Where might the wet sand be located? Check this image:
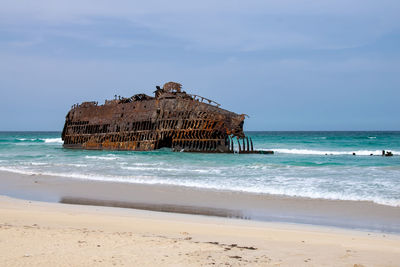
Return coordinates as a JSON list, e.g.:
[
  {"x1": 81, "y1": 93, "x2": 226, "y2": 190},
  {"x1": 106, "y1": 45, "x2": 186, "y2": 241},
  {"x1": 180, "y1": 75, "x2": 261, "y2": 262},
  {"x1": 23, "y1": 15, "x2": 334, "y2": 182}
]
[{"x1": 1, "y1": 170, "x2": 400, "y2": 233}]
